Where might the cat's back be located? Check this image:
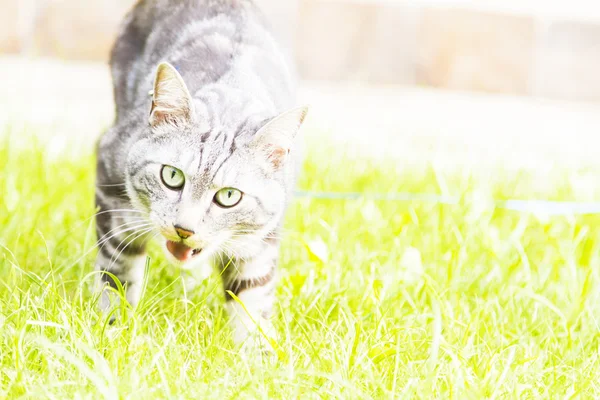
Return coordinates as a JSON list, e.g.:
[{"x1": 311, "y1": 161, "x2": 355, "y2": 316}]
[{"x1": 111, "y1": 0, "x2": 293, "y2": 117}]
